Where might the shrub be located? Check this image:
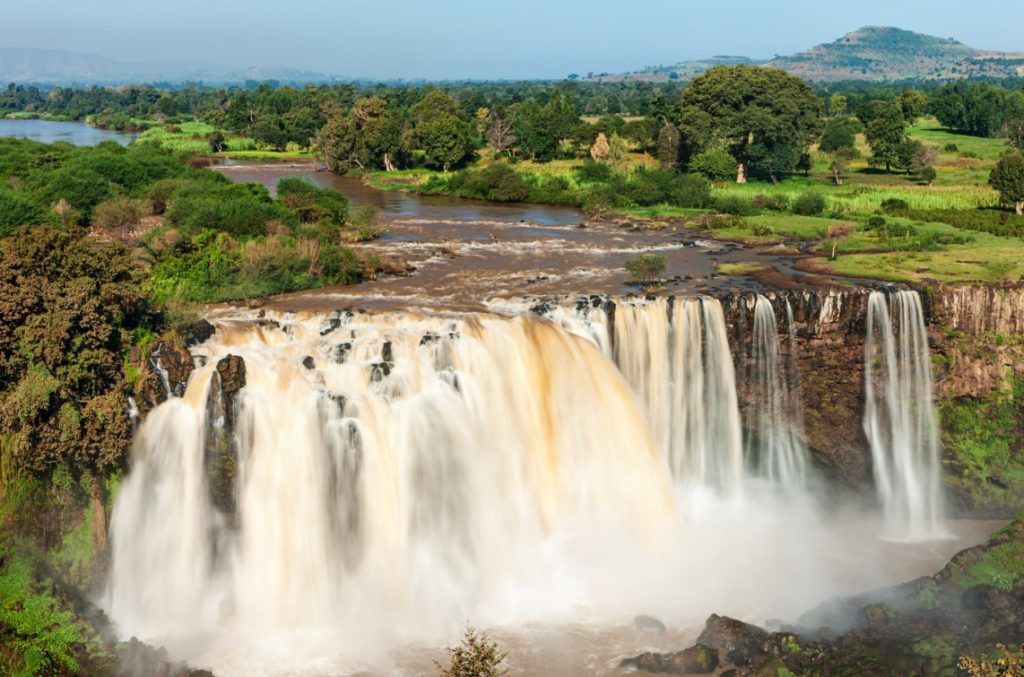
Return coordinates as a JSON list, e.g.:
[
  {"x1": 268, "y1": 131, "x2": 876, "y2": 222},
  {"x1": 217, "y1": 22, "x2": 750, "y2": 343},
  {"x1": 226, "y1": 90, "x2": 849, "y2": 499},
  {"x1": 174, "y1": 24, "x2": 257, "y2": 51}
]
[
  {"x1": 752, "y1": 223, "x2": 773, "y2": 237},
  {"x1": 436, "y1": 626, "x2": 508, "y2": 677},
  {"x1": 751, "y1": 194, "x2": 789, "y2": 212},
  {"x1": 942, "y1": 143, "x2": 959, "y2": 153},
  {"x1": 792, "y1": 192, "x2": 826, "y2": 216},
  {"x1": 91, "y1": 197, "x2": 146, "y2": 241},
  {"x1": 624, "y1": 253, "x2": 667, "y2": 283},
  {"x1": 167, "y1": 196, "x2": 296, "y2": 239},
  {"x1": 40, "y1": 167, "x2": 114, "y2": 223},
  {"x1": 669, "y1": 174, "x2": 712, "y2": 208},
  {"x1": 715, "y1": 196, "x2": 755, "y2": 216},
  {"x1": 453, "y1": 164, "x2": 531, "y2": 202},
  {"x1": 866, "y1": 216, "x2": 887, "y2": 230},
  {"x1": 0, "y1": 190, "x2": 46, "y2": 236},
  {"x1": 689, "y1": 149, "x2": 736, "y2": 182},
  {"x1": 277, "y1": 178, "x2": 348, "y2": 224},
  {"x1": 880, "y1": 198, "x2": 910, "y2": 214},
  {"x1": 576, "y1": 159, "x2": 612, "y2": 183}
]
